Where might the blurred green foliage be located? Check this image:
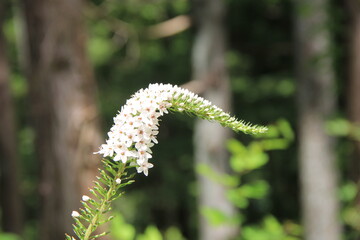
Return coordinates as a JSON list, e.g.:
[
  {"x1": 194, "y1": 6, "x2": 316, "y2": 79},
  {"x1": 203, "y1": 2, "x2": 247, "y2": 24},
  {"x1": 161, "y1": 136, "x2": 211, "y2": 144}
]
[
  {"x1": 0, "y1": 233, "x2": 21, "y2": 240},
  {"x1": 110, "y1": 213, "x2": 186, "y2": 240},
  {"x1": 341, "y1": 183, "x2": 360, "y2": 239},
  {"x1": 195, "y1": 120, "x2": 302, "y2": 239},
  {"x1": 240, "y1": 216, "x2": 301, "y2": 240}
]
